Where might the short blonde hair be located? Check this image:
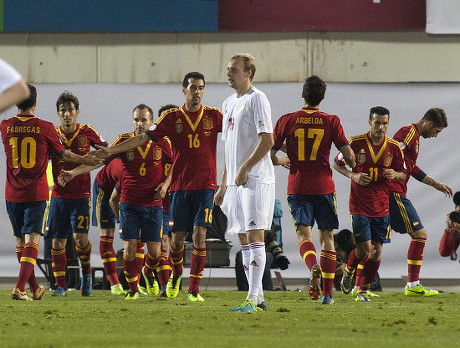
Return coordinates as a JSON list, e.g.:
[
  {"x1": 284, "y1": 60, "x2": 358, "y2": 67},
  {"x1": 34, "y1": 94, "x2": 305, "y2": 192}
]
[{"x1": 231, "y1": 53, "x2": 256, "y2": 81}]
